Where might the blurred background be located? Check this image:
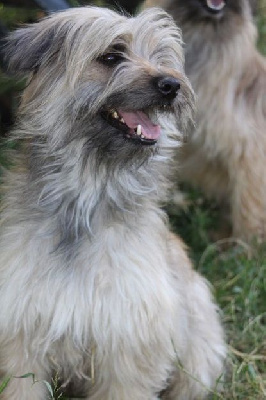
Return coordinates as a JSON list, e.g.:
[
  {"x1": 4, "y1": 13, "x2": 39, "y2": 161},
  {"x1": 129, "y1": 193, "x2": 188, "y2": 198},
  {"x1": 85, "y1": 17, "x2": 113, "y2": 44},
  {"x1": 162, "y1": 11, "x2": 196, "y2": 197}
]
[{"x1": 0, "y1": 1, "x2": 265, "y2": 399}]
